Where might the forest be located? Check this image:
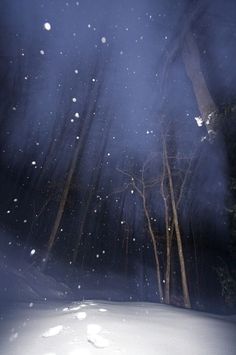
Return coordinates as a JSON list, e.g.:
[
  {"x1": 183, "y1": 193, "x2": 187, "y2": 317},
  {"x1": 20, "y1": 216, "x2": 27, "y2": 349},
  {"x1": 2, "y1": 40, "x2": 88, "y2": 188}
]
[{"x1": 0, "y1": 0, "x2": 236, "y2": 316}]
